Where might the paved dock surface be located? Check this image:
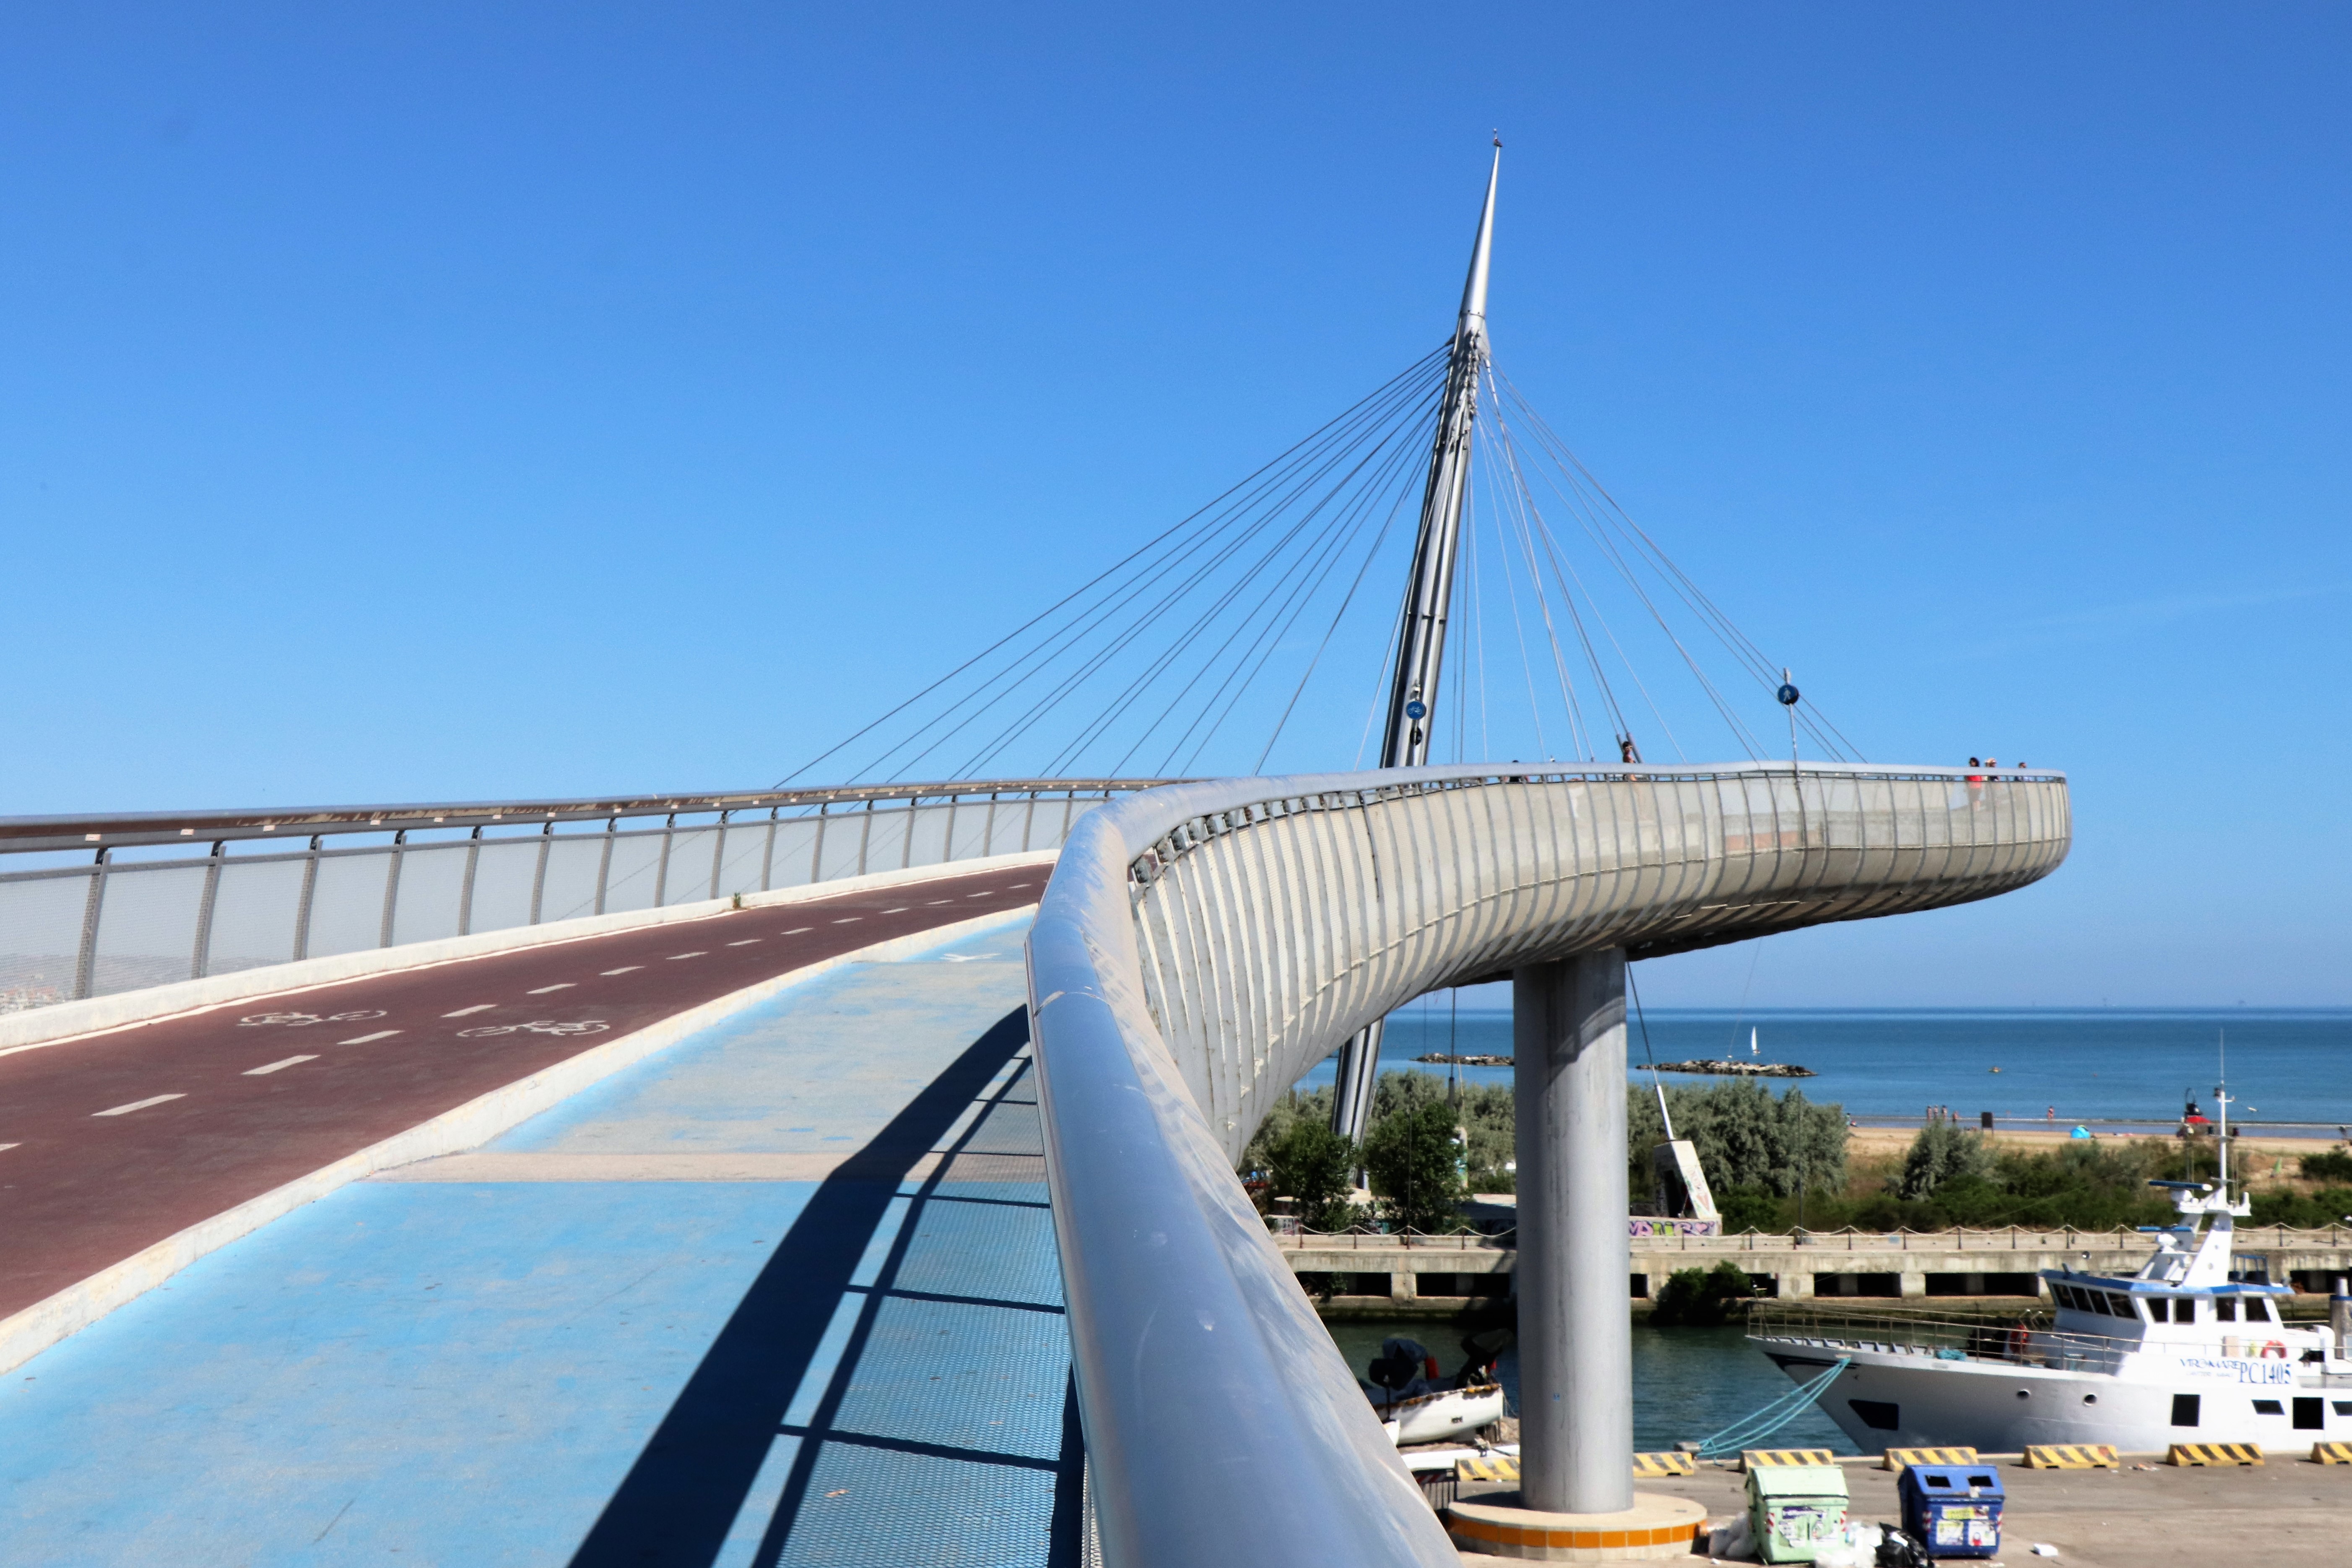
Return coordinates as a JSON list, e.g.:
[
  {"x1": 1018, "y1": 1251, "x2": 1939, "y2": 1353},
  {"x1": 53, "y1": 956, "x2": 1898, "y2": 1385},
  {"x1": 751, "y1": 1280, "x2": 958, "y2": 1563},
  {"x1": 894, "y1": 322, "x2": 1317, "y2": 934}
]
[
  {"x1": 1458, "y1": 1458, "x2": 2352, "y2": 1567},
  {"x1": 0, "y1": 866, "x2": 1037, "y2": 1321},
  {"x1": 0, "y1": 917, "x2": 1076, "y2": 1567}
]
